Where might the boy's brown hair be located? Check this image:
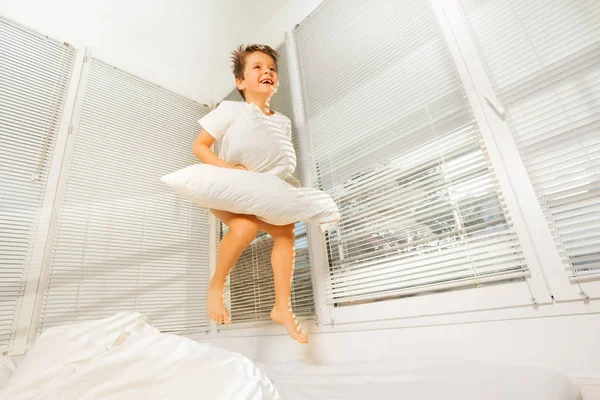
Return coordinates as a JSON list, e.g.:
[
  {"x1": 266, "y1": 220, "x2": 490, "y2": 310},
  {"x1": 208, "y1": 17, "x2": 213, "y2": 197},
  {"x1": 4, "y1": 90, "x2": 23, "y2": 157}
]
[{"x1": 231, "y1": 44, "x2": 279, "y2": 100}]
